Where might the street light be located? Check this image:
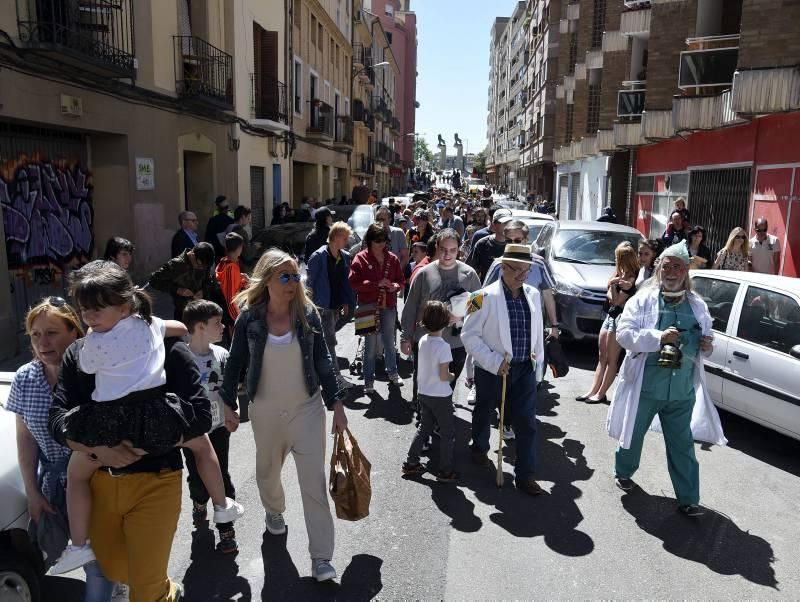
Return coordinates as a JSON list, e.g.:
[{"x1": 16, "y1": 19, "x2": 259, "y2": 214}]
[{"x1": 352, "y1": 61, "x2": 390, "y2": 79}]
